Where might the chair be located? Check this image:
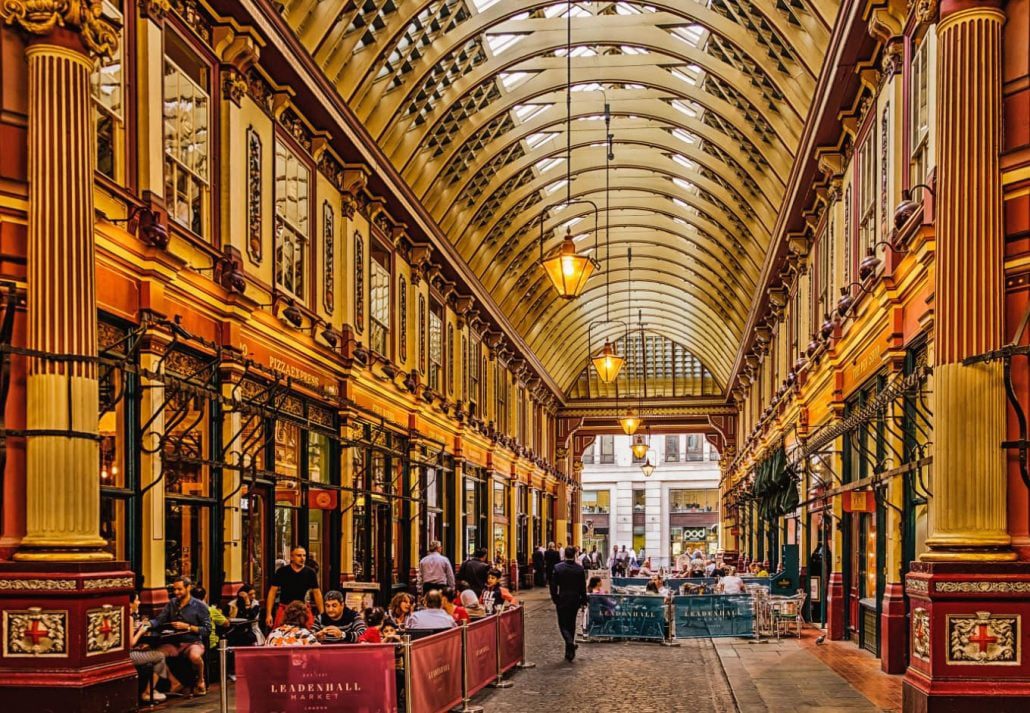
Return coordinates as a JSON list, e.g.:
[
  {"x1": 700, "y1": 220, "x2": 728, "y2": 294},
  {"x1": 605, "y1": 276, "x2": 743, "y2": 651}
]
[{"x1": 771, "y1": 594, "x2": 806, "y2": 639}]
